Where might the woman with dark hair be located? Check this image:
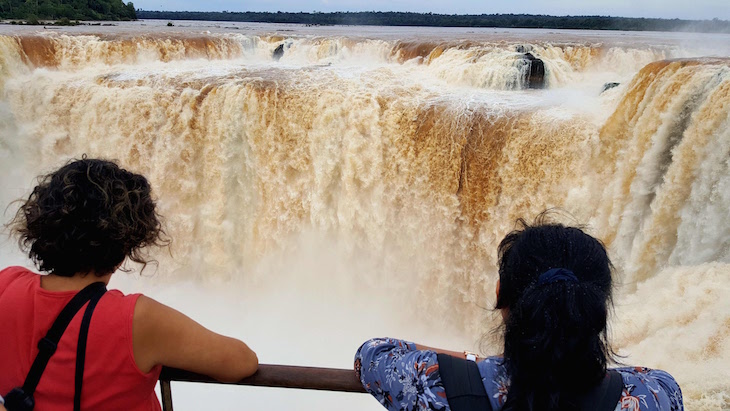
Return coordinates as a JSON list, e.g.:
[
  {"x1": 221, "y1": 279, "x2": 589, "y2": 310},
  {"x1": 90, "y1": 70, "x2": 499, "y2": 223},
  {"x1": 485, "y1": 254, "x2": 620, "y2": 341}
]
[
  {"x1": 355, "y1": 218, "x2": 683, "y2": 411},
  {"x1": 0, "y1": 157, "x2": 258, "y2": 410}
]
